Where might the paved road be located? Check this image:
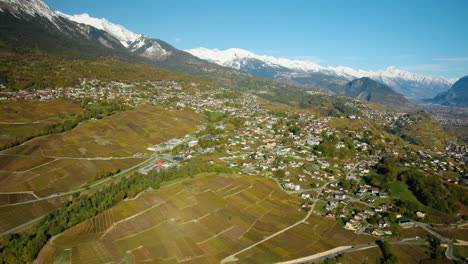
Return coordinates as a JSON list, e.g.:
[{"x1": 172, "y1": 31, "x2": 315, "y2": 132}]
[
  {"x1": 221, "y1": 175, "x2": 338, "y2": 263},
  {"x1": 0, "y1": 155, "x2": 159, "y2": 238},
  {"x1": 0, "y1": 216, "x2": 45, "y2": 237},
  {"x1": 345, "y1": 160, "x2": 365, "y2": 180},
  {"x1": 276, "y1": 241, "x2": 428, "y2": 264},
  {"x1": 414, "y1": 221, "x2": 461, "y2": 262},
  {"x1": 0, "y1": 155, "x2": 155, "y2": 209}
]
